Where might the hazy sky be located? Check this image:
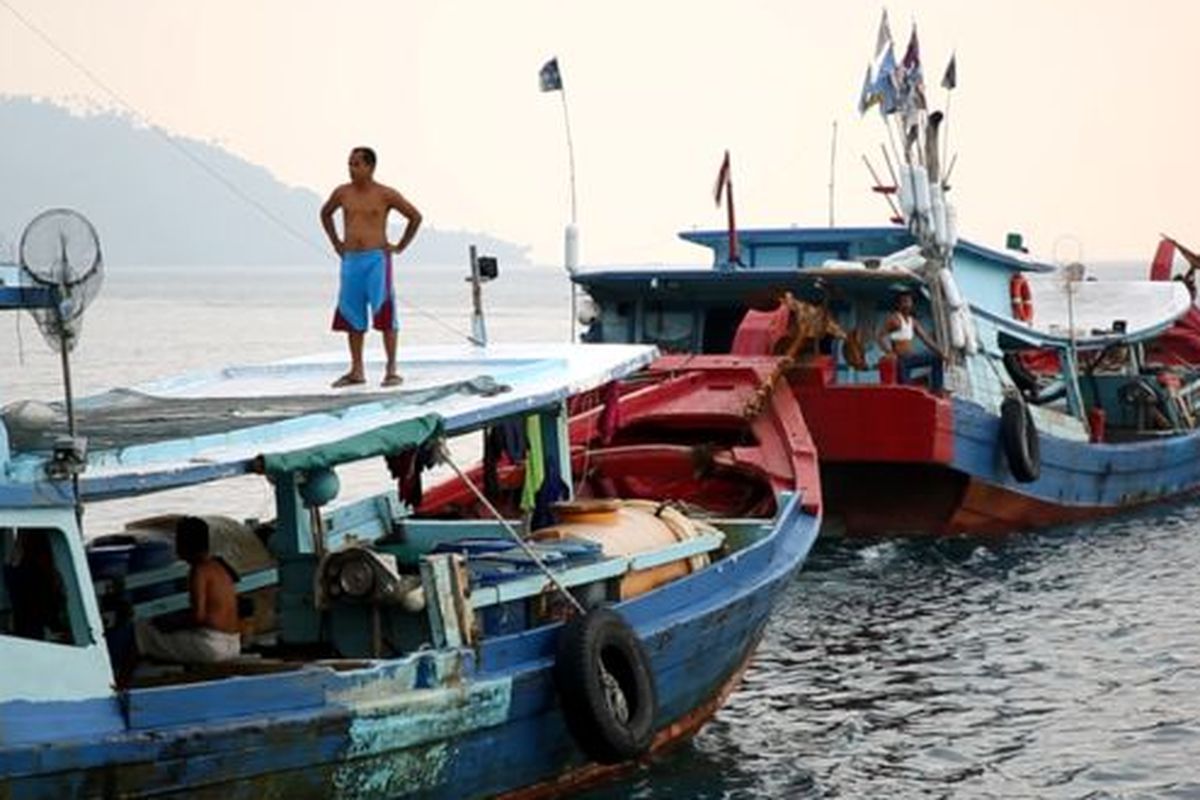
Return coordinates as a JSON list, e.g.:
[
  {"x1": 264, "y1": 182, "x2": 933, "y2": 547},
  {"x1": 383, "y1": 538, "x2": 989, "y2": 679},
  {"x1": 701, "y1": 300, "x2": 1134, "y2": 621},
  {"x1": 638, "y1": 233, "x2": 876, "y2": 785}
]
[{"x1": 1, "y1": 1, "x2": 1196, "y2": 266}]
